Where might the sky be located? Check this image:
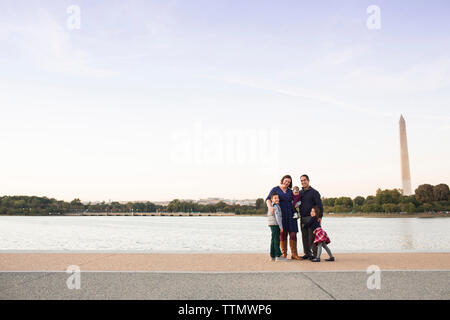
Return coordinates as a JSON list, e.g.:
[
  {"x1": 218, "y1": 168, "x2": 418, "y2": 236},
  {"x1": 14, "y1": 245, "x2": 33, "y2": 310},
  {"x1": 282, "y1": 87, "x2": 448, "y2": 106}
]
[{"x1": 1, "y1": 0, "x2": 449, "y2": 202}]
